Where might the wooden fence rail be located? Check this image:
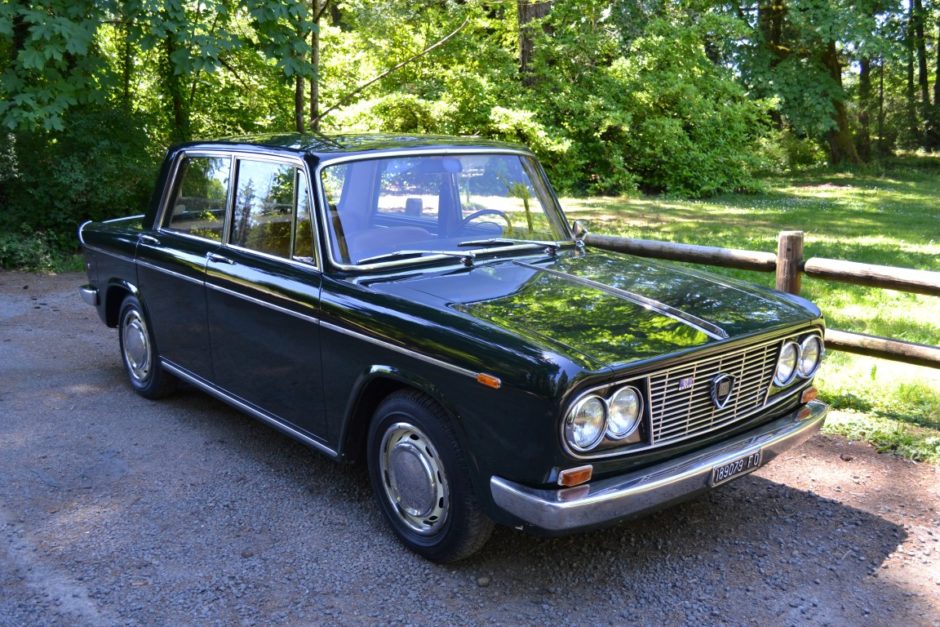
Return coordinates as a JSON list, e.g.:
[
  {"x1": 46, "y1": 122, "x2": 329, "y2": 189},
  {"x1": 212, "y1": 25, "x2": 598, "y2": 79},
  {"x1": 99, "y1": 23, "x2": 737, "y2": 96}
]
[{"x1": 584, "y1": 230, "x2": 940, "y2": 369}]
